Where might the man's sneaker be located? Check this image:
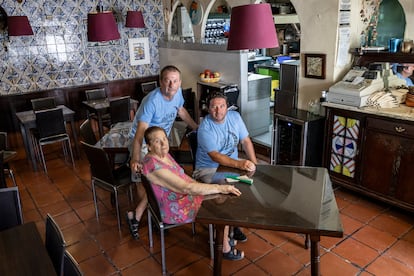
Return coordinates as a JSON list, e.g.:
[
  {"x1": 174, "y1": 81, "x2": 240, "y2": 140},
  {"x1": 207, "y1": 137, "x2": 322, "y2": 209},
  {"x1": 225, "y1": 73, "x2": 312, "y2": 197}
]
[{"x1": 233, "y1": 227, "x2": 247, "y2": 242}]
